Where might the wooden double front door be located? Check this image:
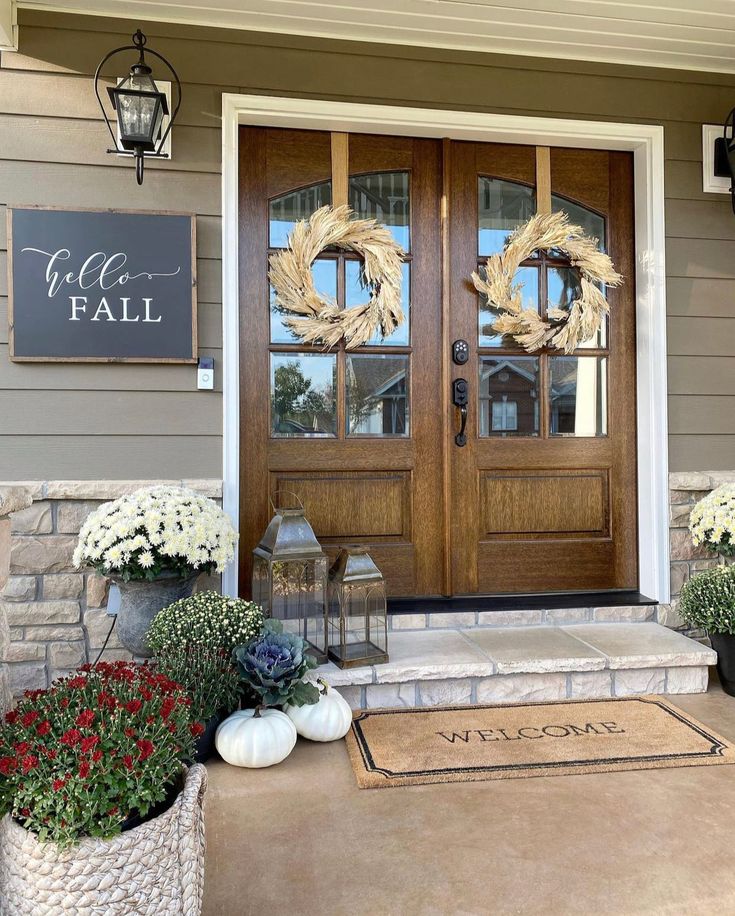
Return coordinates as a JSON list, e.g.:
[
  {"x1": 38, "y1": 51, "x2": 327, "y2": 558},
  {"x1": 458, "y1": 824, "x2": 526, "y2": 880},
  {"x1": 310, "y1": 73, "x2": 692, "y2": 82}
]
[{"x1": 239, "y1": 127, "x2": 638, "y2": 598}]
